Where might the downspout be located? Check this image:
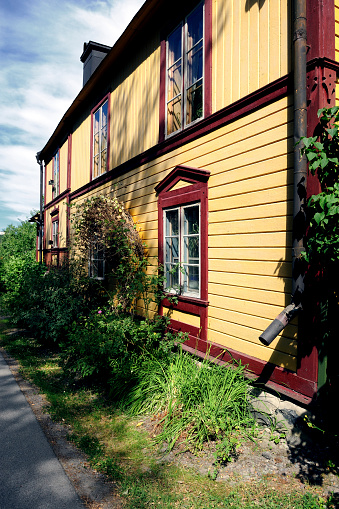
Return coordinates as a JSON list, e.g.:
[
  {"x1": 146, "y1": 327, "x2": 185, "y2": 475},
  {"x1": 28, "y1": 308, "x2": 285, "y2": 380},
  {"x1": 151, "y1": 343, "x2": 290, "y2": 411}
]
[
  {"x1": 36, "y1": 151, "x2": 44, "y2": 265},
  {"x1": 259, "y1": 0, "x2": 307, "y2": 346}
]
